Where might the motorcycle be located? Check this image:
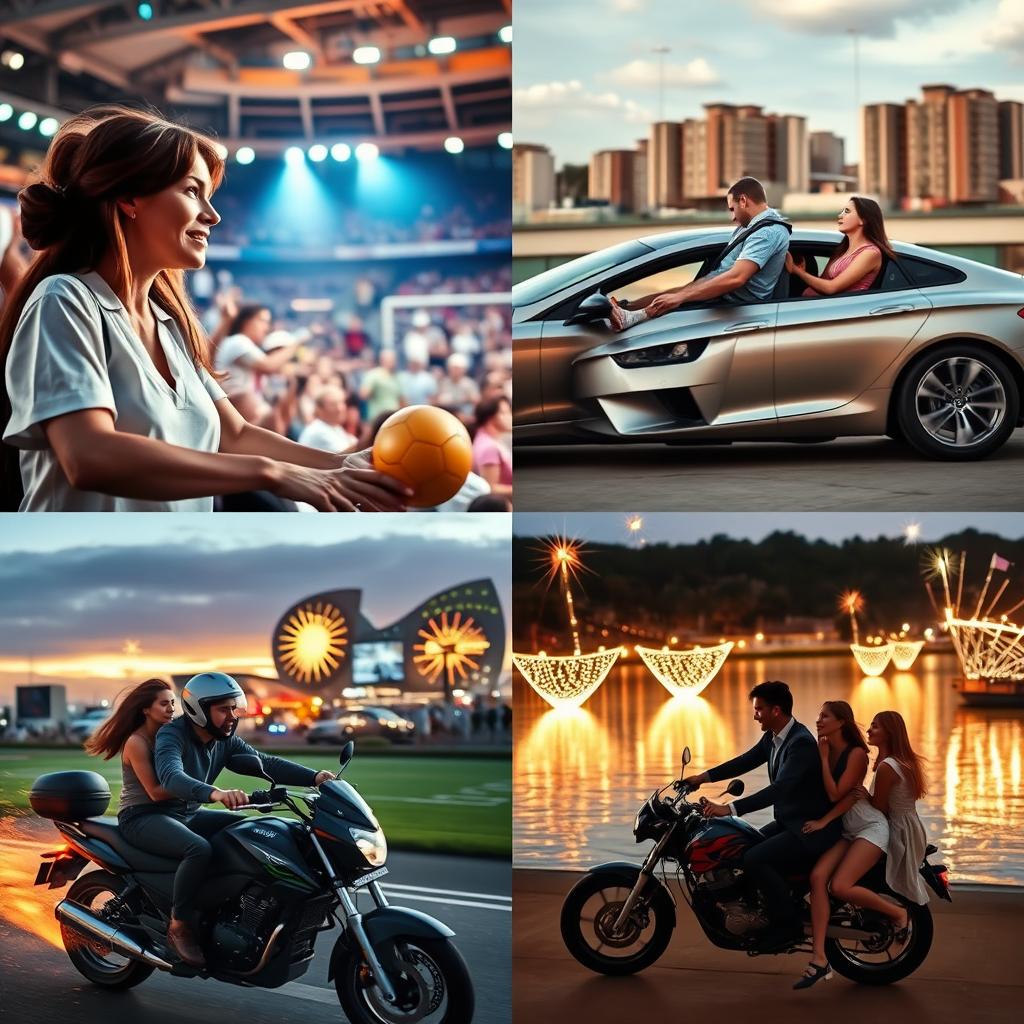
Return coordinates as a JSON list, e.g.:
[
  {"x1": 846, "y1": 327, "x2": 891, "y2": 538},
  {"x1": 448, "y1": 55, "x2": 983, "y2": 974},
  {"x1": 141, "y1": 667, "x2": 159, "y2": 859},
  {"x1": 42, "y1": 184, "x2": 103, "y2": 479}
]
[
  {"x1": 31, "y1": 741, "x2": 473, "y2": 1024},
  {"x1": 560, "y1": 746, "x2": 951, "y2": 986}
]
